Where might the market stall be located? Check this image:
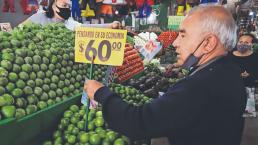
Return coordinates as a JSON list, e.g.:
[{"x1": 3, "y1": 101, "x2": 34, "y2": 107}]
[{"x1": 1, "y1": 0, "x2": 258, "y2": 145}]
